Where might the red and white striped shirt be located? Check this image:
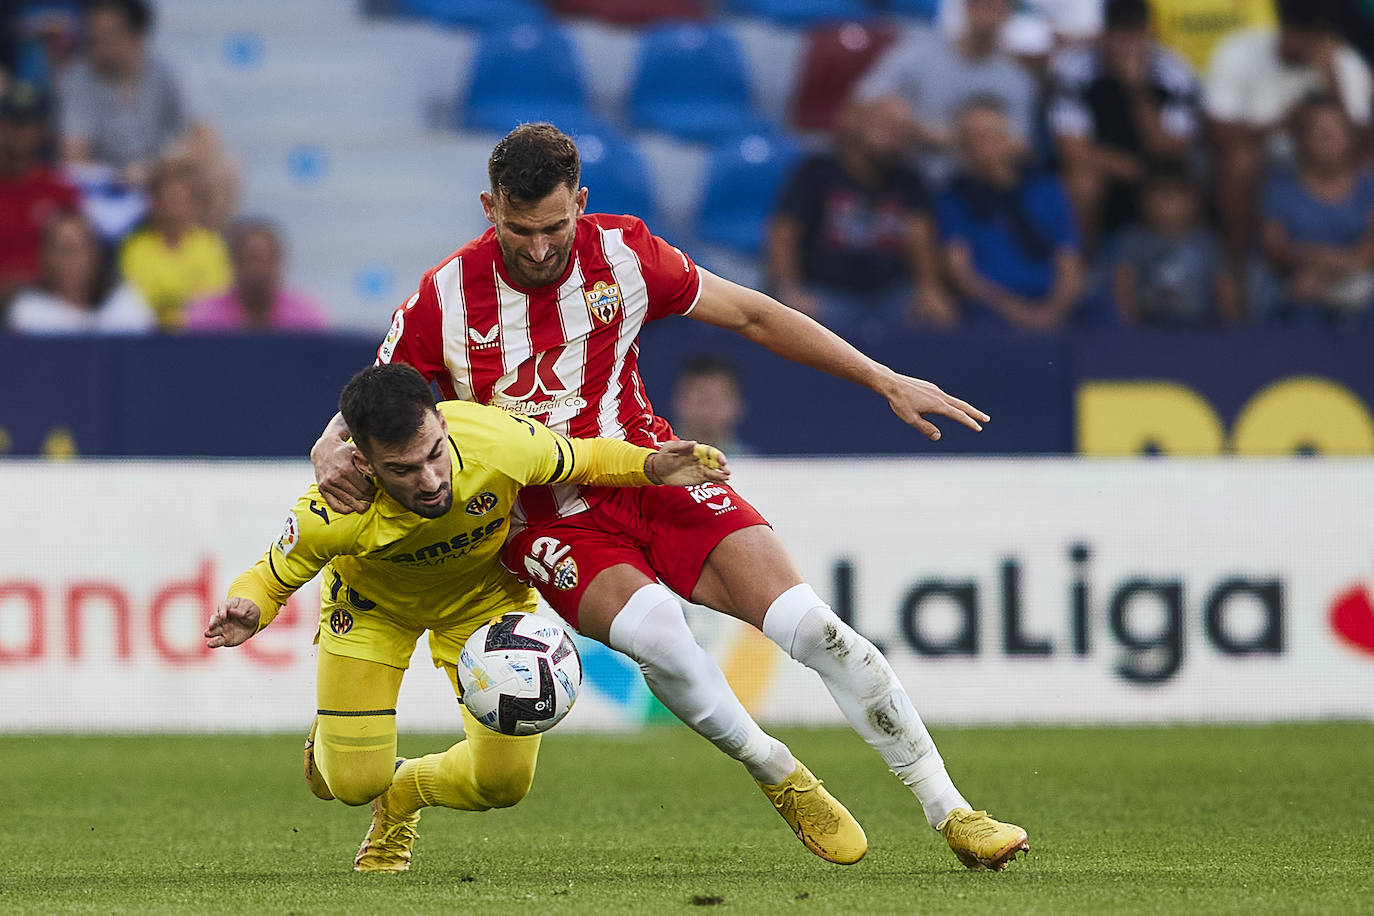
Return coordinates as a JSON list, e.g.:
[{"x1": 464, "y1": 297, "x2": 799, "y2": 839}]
[{"x1": 377, "y1": 213, "x2": 701, "y2": 527}]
